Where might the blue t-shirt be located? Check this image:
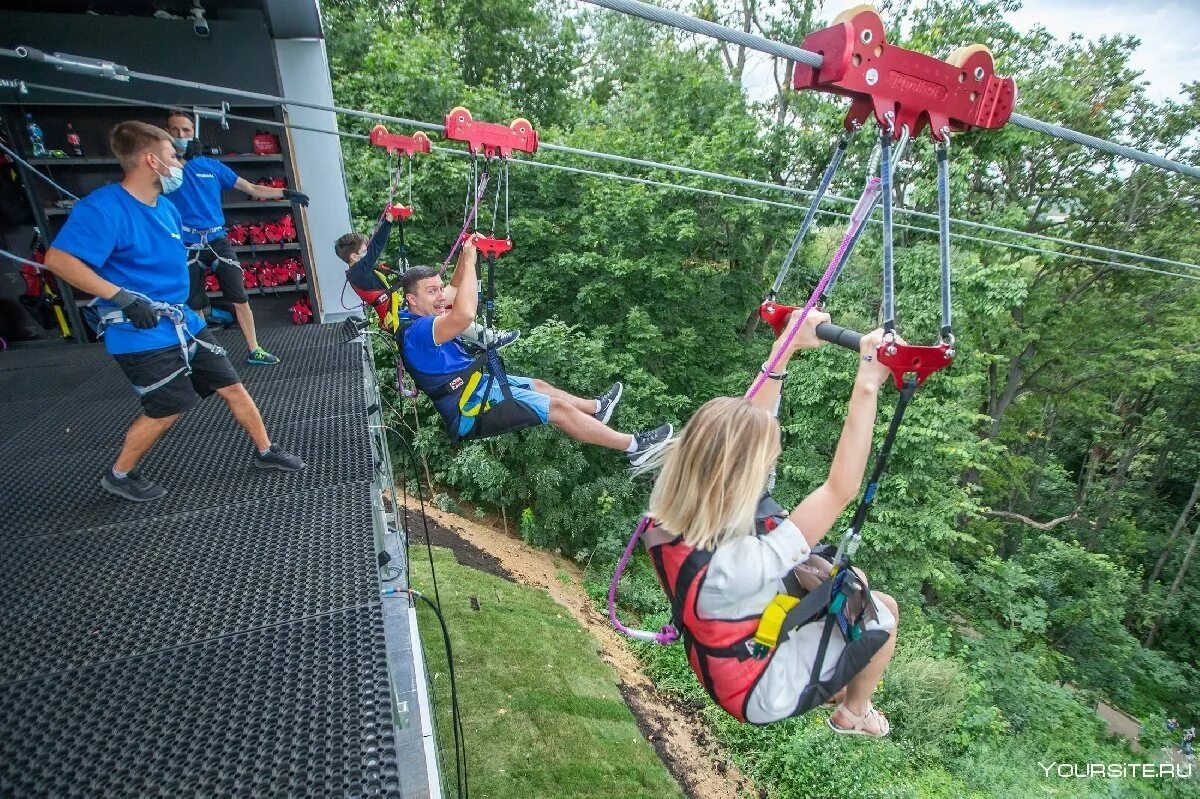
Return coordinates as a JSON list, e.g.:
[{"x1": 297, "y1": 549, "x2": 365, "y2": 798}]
[
  {"x1": 51, "y1": 183, "x2": 205, "y2": 355},
  {"x1": 401, "y1": 314, "x2": 475, "y2": 376},
  {"x1": 166, "y1": 156, "x2": 239, "y2": 244}
]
